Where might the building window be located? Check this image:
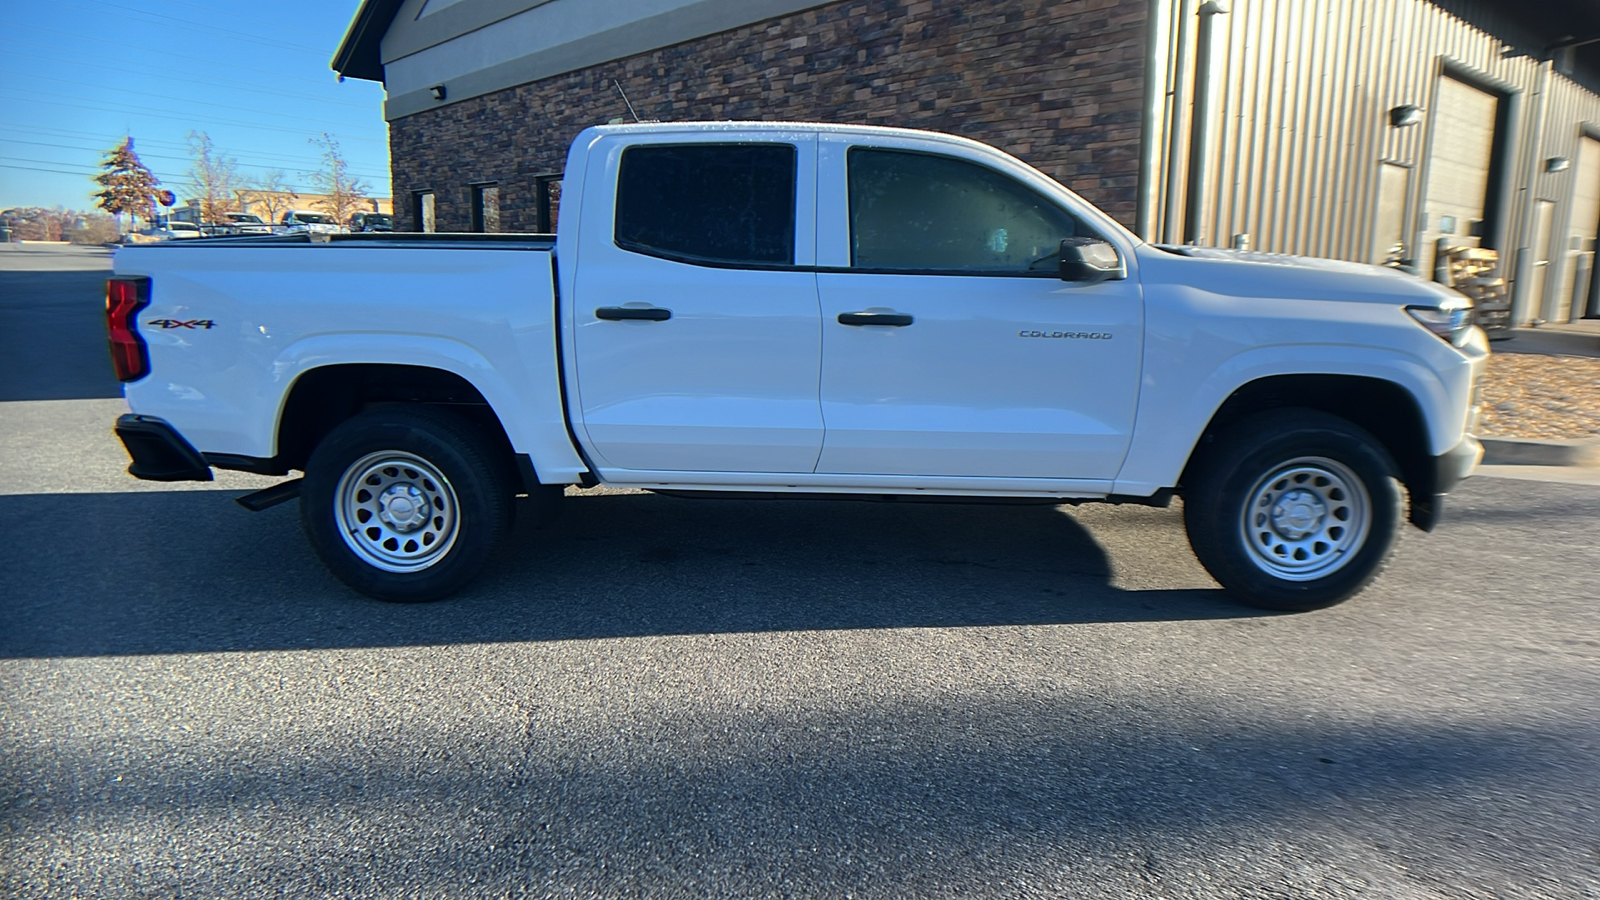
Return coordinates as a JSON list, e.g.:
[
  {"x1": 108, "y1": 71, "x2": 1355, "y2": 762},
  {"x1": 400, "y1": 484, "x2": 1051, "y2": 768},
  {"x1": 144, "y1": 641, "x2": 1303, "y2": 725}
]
[
  {"x1": 470, "y1": 183, "x2": 500, "y2": 233},
  {"x1": 847, "y1": 148, "x2": 1086, "y2": 273},
  {"x1": 413, "y1": 191, "x2": 435, "y2": 233},
  {"x1": 615, "y1": 144, "x2": 795, "y2": 265},
  {"x1": 536, "y1": 175, "x2": 562, "y2": 233}
]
